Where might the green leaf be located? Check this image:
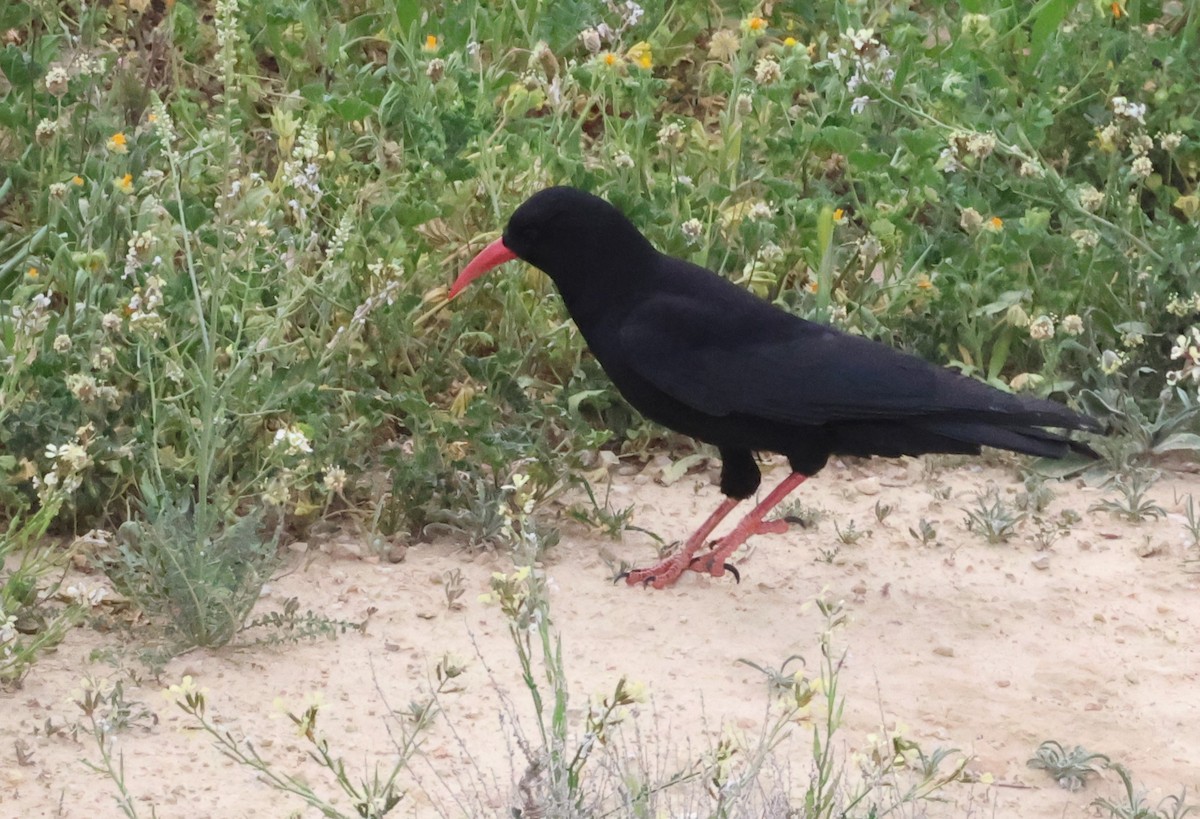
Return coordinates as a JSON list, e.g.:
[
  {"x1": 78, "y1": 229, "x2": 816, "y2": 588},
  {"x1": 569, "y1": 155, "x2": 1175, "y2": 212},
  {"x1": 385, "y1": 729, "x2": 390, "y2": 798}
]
[
  {"x1": 1152, "y1": 433, "x2": 1200, "y2": 454},
  {"x1": 328, "y1": 95, "x2": 374, "y2": 122},
  {"x1": 659, "y1": 453, "x2": 708, "y2": 487},
  {"x1": 813, "y1": 126, "x2": 866, "y2": 154},
  {"x1": 1031, "y1": 0, "x2": 1071, "y2": 61}
]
